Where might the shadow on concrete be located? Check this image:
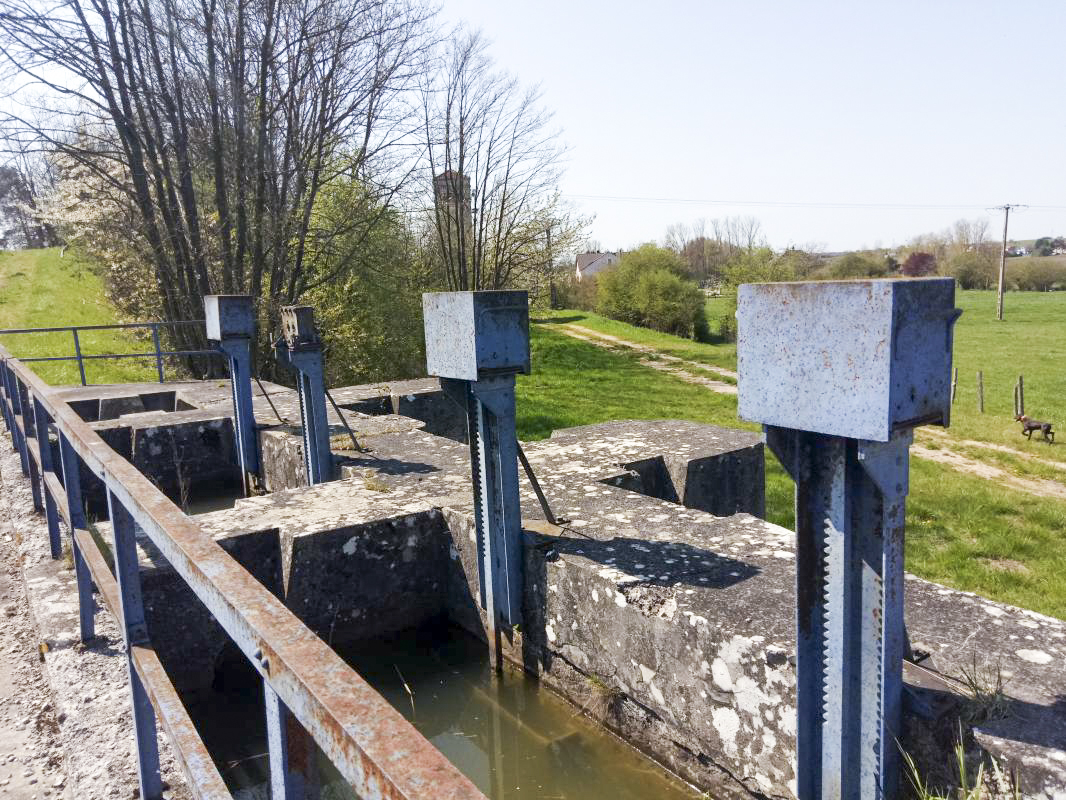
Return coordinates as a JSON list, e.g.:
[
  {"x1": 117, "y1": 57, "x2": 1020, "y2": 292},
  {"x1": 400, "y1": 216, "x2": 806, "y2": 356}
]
[
  {"x1": 339, "y1": 456, "x2": 439, "y2": 475},
  {"x1": 535, "y1": 533, "x2": 760, "y2": 591}
]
